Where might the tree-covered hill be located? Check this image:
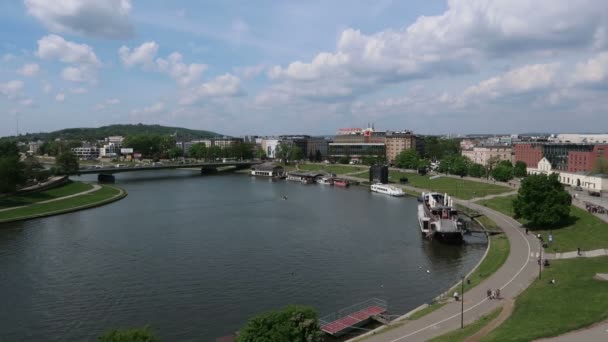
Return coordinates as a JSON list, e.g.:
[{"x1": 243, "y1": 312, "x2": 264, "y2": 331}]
[{"x1": 1, "y1": 124, "x2": 222, "y2": 142}]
